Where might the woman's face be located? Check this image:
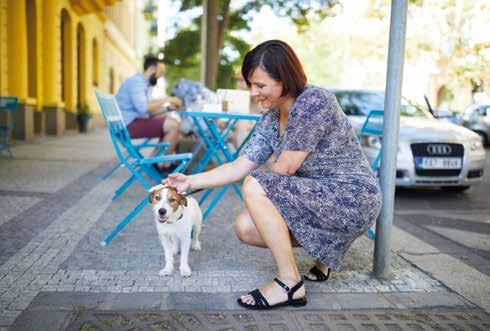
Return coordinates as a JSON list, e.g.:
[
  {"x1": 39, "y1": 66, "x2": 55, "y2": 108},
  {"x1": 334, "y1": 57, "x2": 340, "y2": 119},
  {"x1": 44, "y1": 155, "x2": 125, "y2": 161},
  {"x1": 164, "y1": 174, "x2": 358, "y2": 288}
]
[{"x1": 248, "y1": 67, "x2": 285, "y2": 110}]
